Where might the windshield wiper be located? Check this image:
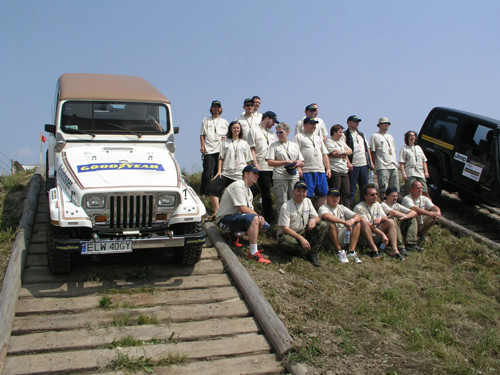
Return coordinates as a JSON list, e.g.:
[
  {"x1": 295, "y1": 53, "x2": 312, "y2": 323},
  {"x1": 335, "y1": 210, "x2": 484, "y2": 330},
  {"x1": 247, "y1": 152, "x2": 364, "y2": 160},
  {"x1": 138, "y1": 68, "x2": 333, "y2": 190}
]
[
  {"x1": 107, "y1": 122, "x2": 143, "y2": 138},
  {"x1": 63, "y1": 127, "x2": 95, "y2": 137}
]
